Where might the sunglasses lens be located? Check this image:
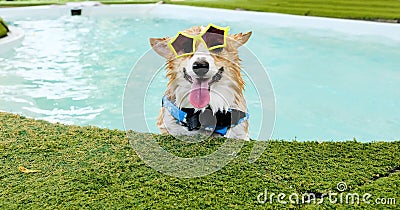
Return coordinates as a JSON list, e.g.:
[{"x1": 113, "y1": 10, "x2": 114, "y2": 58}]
[
  {"x1": 202, "y1": 26, "x2": 225, "y2": 49},
  {"x1": 171, "y1": 34, "x2": 193, "y2": 56}
]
